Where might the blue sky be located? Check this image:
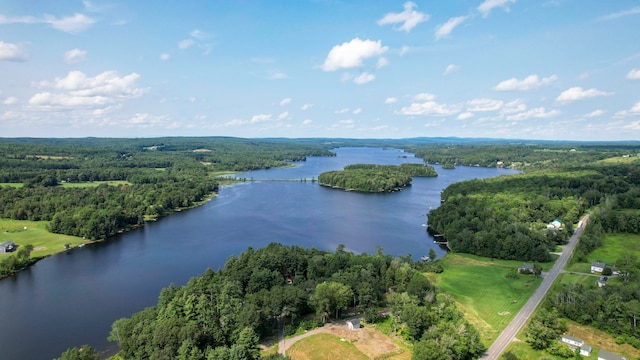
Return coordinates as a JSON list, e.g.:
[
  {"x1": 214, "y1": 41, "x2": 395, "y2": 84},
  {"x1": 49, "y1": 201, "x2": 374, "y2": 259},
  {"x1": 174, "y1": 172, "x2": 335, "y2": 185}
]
[{"x1": 1, "y1": 1, "x2": 639, "y2": 140}]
